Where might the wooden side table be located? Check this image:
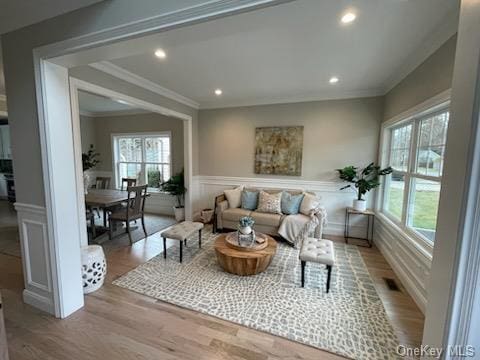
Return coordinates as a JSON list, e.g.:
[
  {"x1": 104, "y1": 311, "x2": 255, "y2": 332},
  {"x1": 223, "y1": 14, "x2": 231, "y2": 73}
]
[{"x1": 344, "y1": 207, "x2": 375, "y2": 248}]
